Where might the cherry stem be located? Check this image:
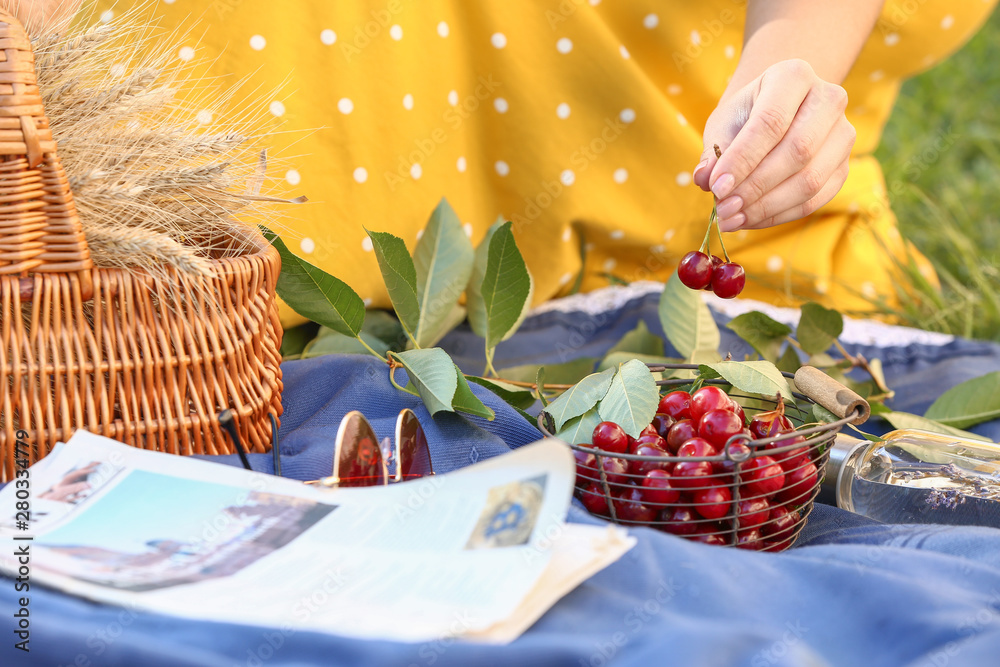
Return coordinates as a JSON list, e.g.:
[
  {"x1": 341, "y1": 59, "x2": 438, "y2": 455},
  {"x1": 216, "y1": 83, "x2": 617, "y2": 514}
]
[
  {"x1": 713, "y1": 204, "x2": 732, "y2": 263},
  {"x1": 699, "y1": 207, "x2": 714, "y2": 255}
]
